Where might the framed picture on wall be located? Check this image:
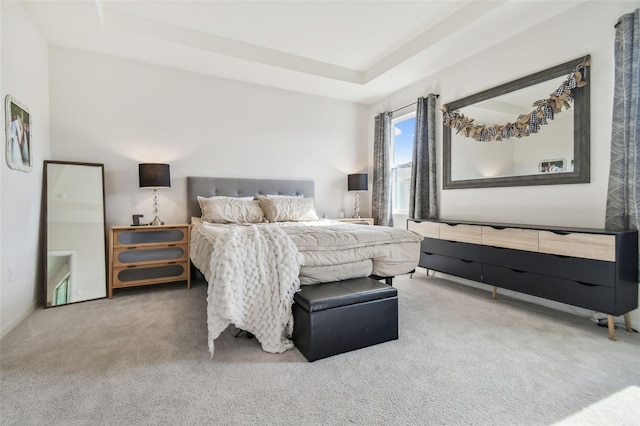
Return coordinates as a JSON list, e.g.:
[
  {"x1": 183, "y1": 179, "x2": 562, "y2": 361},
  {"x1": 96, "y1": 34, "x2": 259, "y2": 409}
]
[
  {"x1": 539, "y1": 158, "x2": 565, "y2": 173},
  {"x1": 5, "y1": 95, "x2": 33, "y2": 172}
]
